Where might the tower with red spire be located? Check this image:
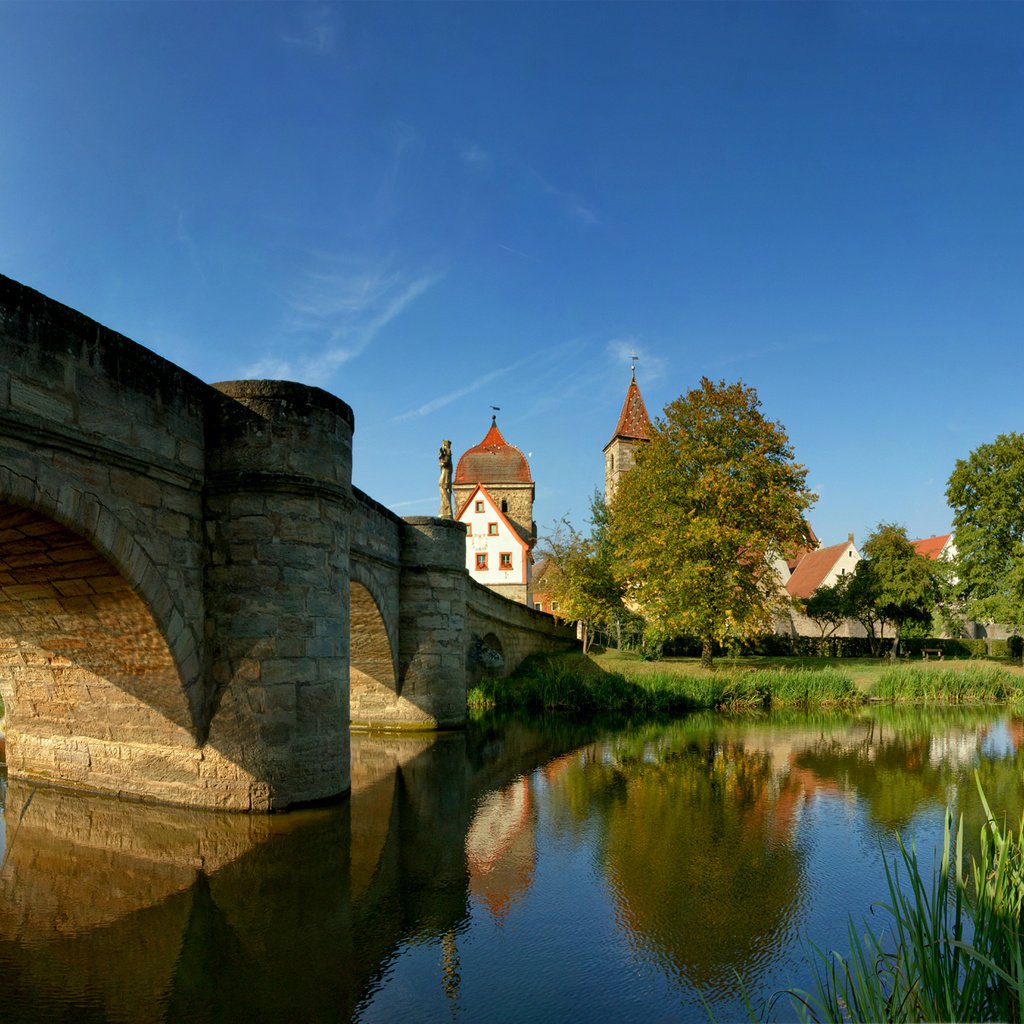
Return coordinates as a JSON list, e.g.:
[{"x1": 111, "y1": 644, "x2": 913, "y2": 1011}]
[{"x1": 603, "y1": 366, "x2": 652, "y2": 502}]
